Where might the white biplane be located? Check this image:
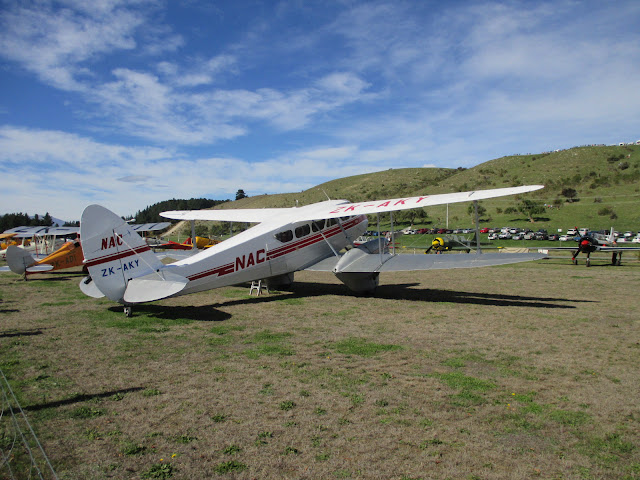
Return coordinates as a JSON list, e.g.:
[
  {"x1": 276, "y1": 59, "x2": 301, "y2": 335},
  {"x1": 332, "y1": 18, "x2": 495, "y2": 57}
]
[{"x1": 79, "y1": 185, "x2": 546, "y2": 316}]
